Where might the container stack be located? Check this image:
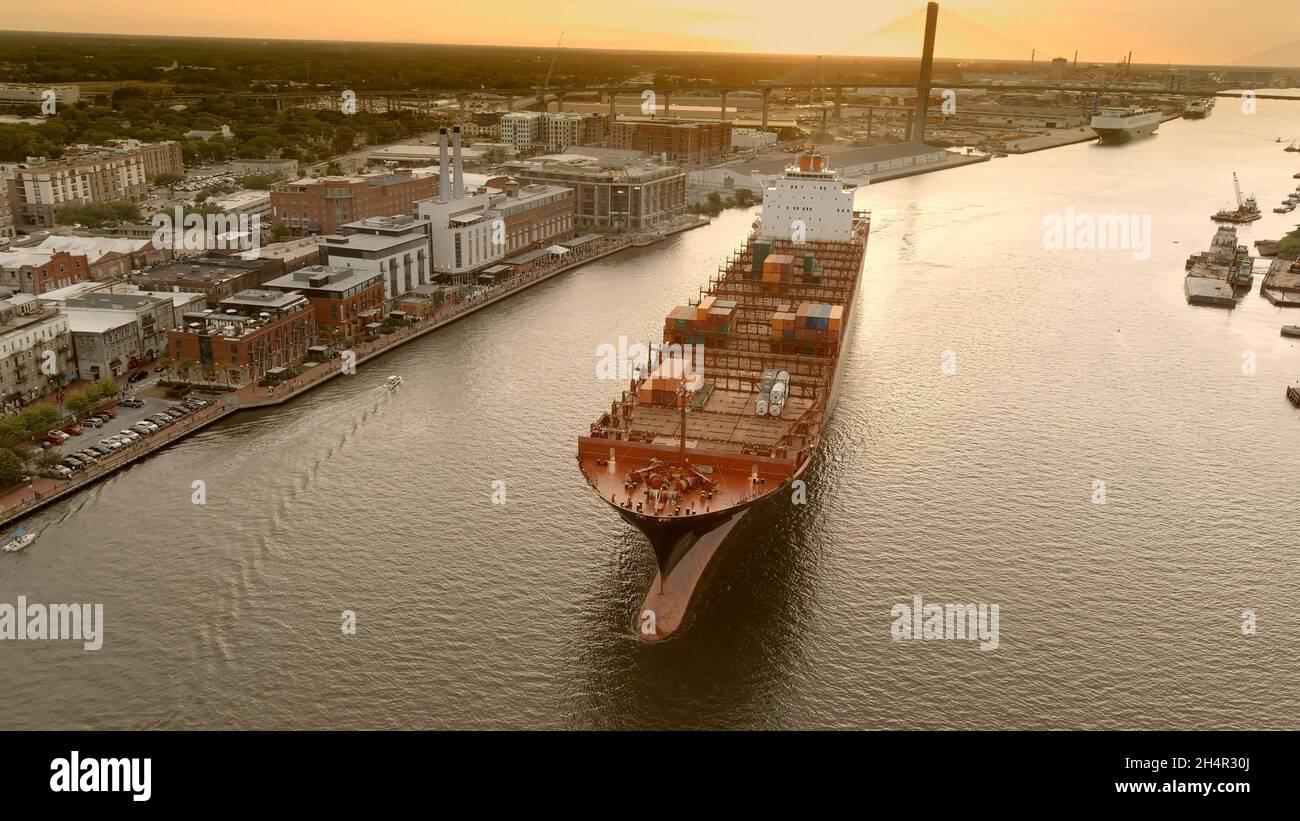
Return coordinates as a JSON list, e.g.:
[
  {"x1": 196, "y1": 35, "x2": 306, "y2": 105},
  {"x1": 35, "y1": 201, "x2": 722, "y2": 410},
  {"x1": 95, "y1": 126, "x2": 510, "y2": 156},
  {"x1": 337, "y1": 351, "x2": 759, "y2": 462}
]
[
  {"x1": 802, "y1": 253, "x2": 822, "y2": 280},
  {"x1": 664, "y1": 299, "x2": 736, "y2": 347},
  {"x1": 751, "y1": 241, "x2": 772, "y2": 276},
  {"x1": 768, "y1": 301, "x2": 845, "y2": 355},
  {"x1": 637, "y1": 357, "x2": 694, "y2": 406},
  {"x1": 770, "y1": 302, "x2": 797, "y2": 341},
  {"x1": 762, "y1": 253, "x2": 795, "y2": 283}
]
